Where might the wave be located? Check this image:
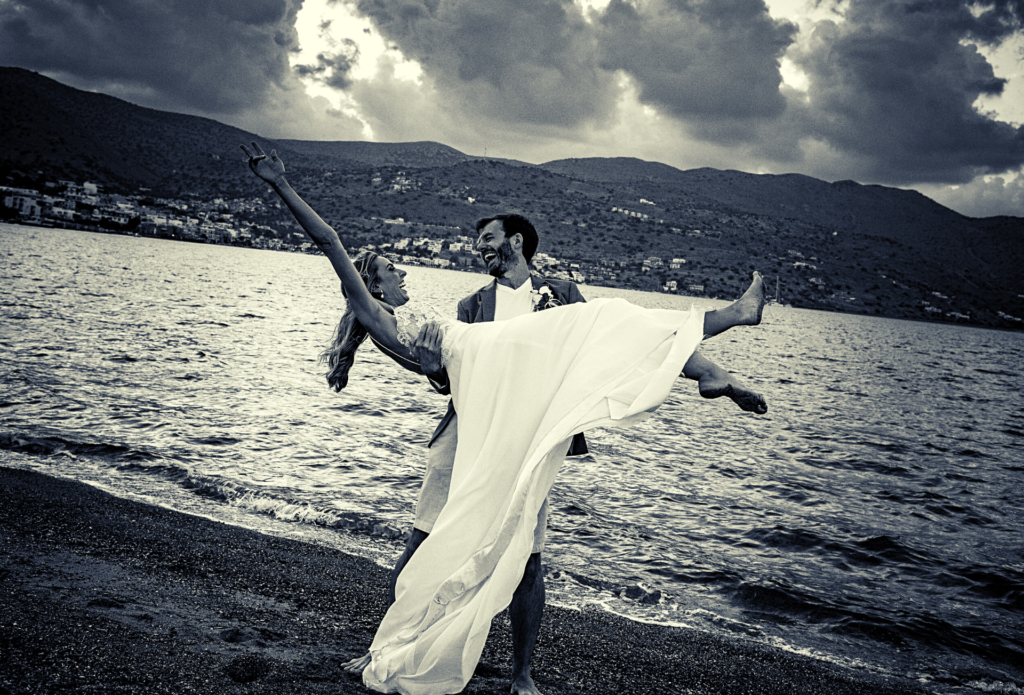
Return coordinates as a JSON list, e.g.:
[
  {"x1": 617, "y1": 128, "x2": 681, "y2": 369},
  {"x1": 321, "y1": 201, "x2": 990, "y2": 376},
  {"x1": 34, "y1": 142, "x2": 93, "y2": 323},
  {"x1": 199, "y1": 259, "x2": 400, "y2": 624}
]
[
  {"x1": 198, "y1": 480, "x2": 407, "y2": 540},
  {"x1": 829, "y1": 614, "x2": 1024, "y2": 667},
  {"x1": 0, "y1": 432, "x2": 163, "y2": 461},
  {"x1": 0, "y1": 432, "x2": 409, "y2": 541}
]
